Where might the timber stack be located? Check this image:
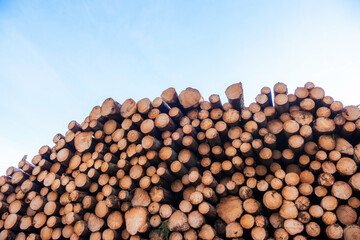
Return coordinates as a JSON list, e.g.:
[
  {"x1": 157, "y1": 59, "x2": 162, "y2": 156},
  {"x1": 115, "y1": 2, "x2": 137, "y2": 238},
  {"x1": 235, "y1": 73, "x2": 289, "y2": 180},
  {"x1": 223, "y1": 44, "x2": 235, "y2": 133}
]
[{"x1": 0, "y1": 82, "x2": 360, "y2": 240}]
